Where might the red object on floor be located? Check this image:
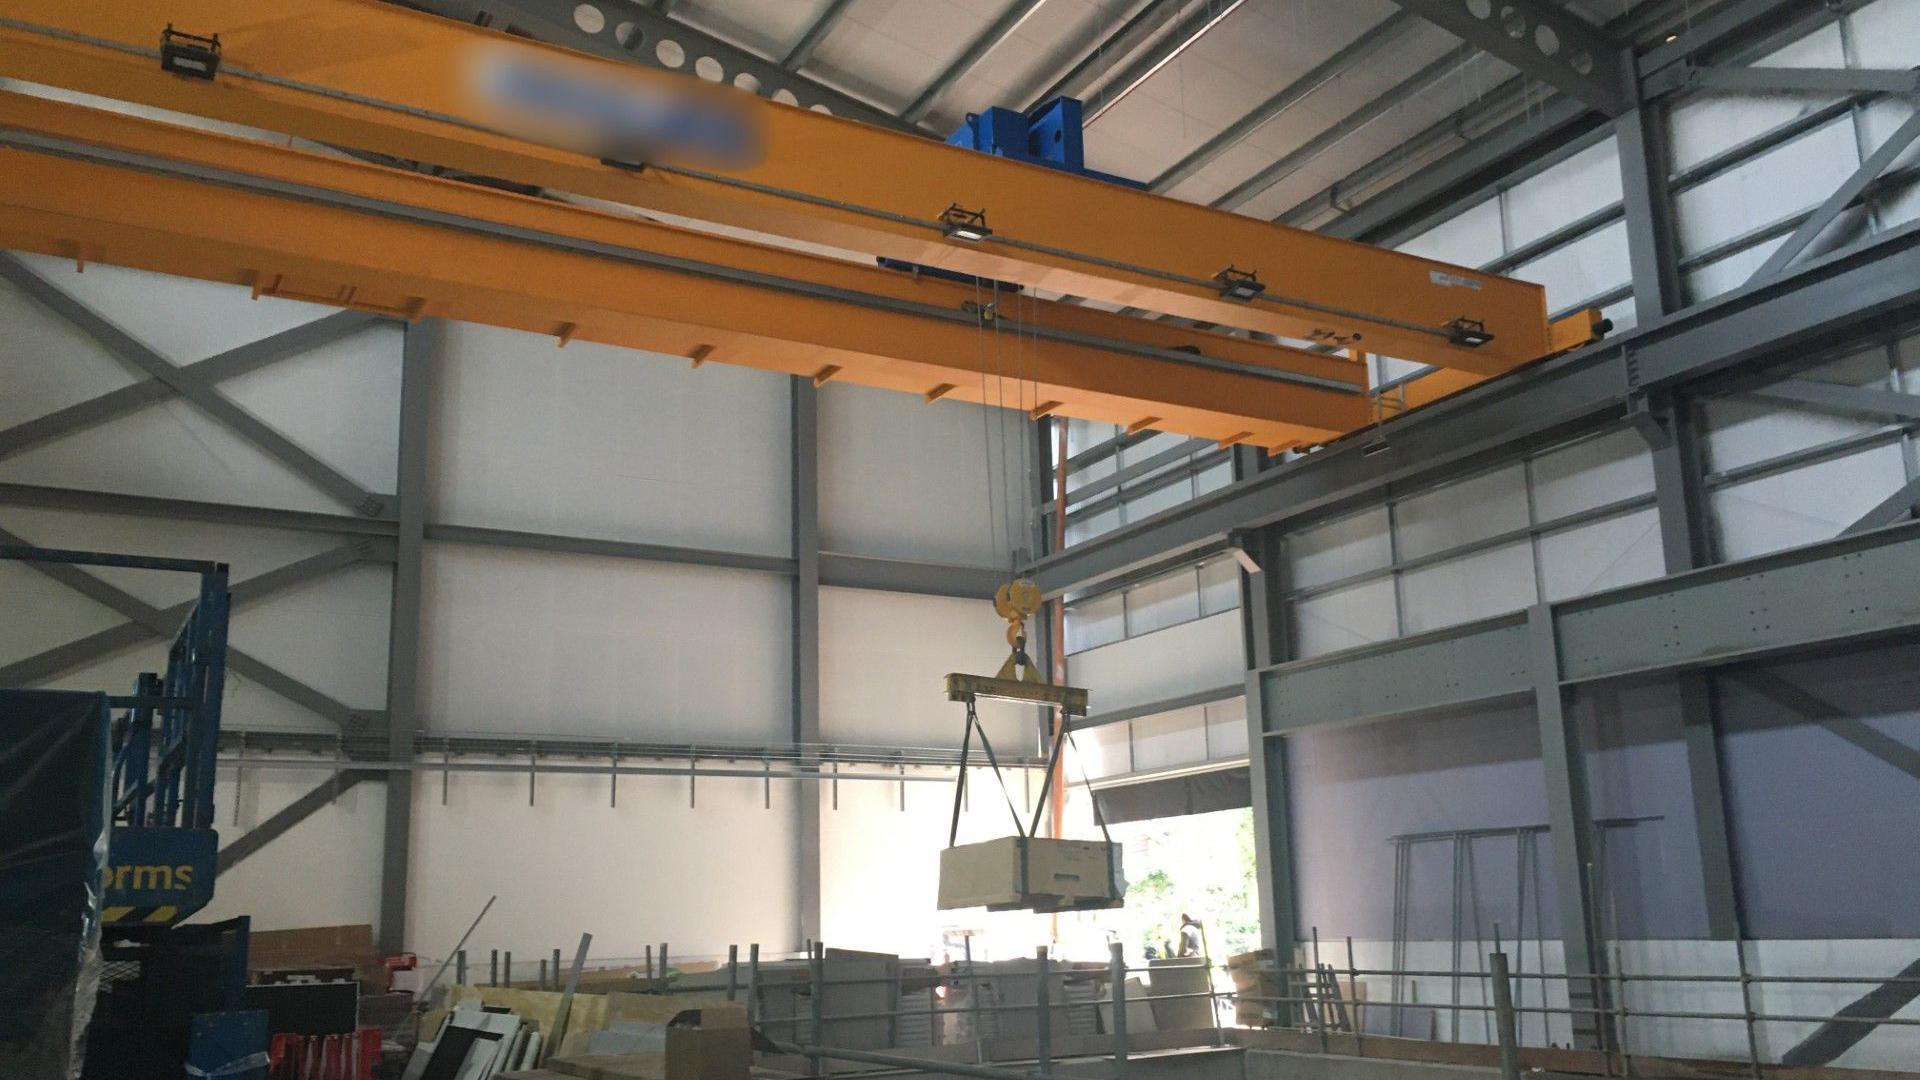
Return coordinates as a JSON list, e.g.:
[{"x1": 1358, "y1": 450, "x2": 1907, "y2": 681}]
[
  {"x1": 266, "y1": 1029, "x2": 383, "y2": 1079},
  {"x1": 380, "y1": 952, "x2": 419, "y2": 991}
]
